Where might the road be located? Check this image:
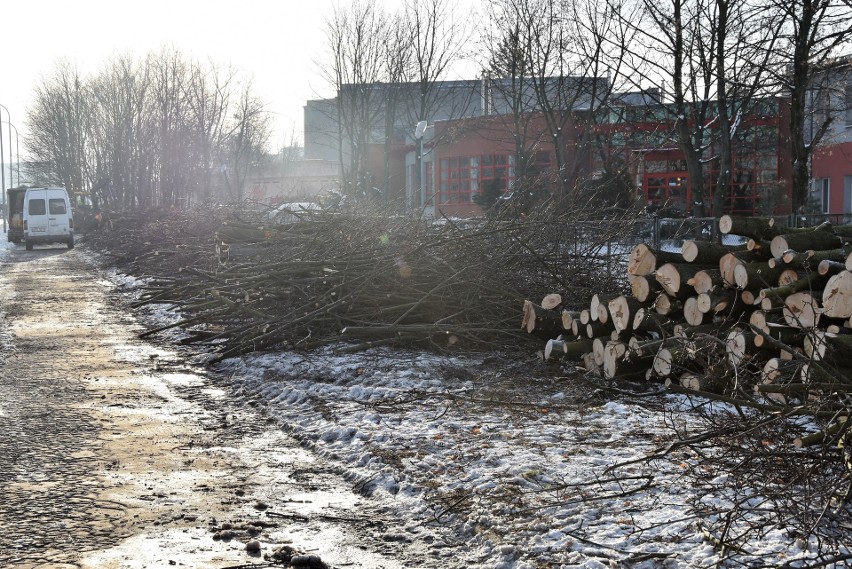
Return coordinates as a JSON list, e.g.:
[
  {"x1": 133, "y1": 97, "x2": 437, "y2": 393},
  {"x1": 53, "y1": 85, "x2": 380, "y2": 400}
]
[{"x1": 0, "y1": 242, "x2": 417, "y2": 568}]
